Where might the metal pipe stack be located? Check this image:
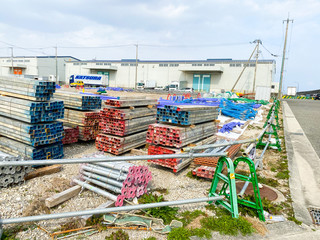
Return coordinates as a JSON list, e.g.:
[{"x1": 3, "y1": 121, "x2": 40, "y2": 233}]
[
  {"x1": 192, "y1": 166, "x2": 215, "y2": 179},
  {"x1": 96, "y1": 97, "x2": 157, "y2": 155},
  {"x1": 157, "y1": 105, "x2": 219, "y2": 125},
  {"x1": 53, "y1": 91, "x2": 101, "y2": 110},
  {"x1": 146, "y1": 122, "x2": 216, "y2": 148},
  {"x1": 59, "y1": 109, "x2": 100, "y2": 141},
  {"x1": 0, "y1": 96, "x2": 64, "y2": 123},
  {"x1": 147, "y1": 104, "x2": 219, "y2": 172},
  {"x1": 62, "y1": 126, "x2": 79, "y2": 145},
  {"x1": 0, "y1": 76, "x2": 56, "y2": 101},
  {"x1": 0, "y1": 151, "x2": 32, "y2": 188},
  {"x1": 78, "y1": 162, "x2": 152, "y2": 207},
  {"x1": 0, "y1": 76, "x2": 64, "y2": 160}
]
